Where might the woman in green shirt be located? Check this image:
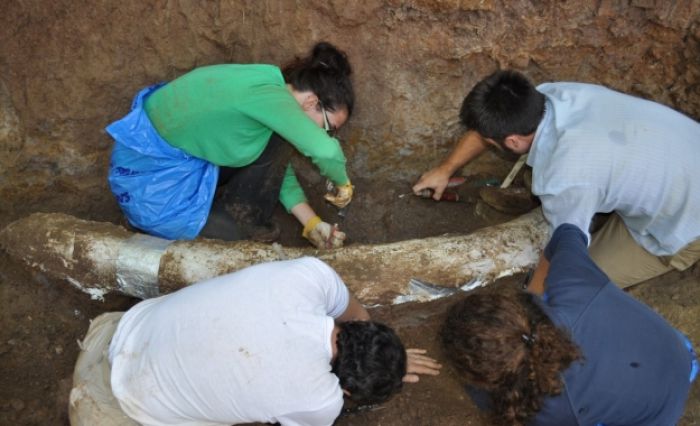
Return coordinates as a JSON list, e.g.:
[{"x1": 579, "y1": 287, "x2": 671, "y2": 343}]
[{"x1": 108, "y1": 42, "x2": 354, "y2": 248}]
